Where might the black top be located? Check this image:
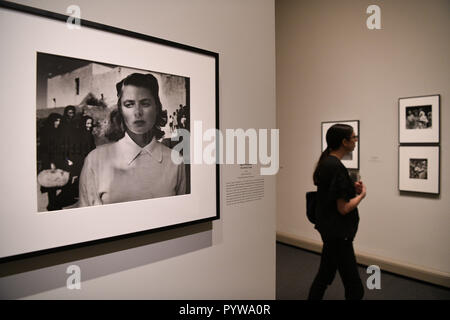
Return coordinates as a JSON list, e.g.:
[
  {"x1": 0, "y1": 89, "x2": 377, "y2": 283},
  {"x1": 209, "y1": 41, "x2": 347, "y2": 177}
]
[
  {"x1": 39, "y1": 126, "x2": 66, "y2": 171},
  {"x1": 315, "y1": 155, "x2": 359, "y2": 240}
]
